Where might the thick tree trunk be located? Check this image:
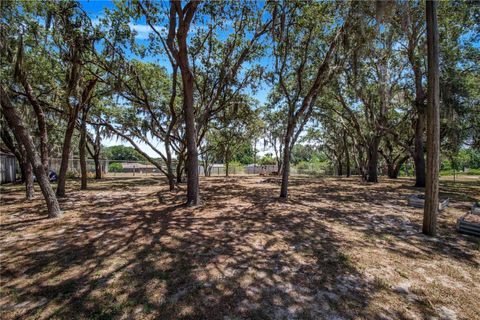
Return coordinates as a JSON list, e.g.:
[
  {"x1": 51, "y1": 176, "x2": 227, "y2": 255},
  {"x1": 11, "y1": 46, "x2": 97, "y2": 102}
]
[
  {"x1": 56, "y1": 115, "x2": 77, "y2": 197},
  {"x1": 423, "y1": 0, "x2": 440, "y2": 236},
  {"x1": 93, "y1": 155, "x2": 102, "y2": 179},
  {"x1": 413, "y1": 113, "x2": 426, "y2": 187},
  {"x1": 387, "y1": 164, "x2": 399, "y2": 179},
  {"x1": 167, "y1": 1, "x2": 200, "y2": 206},
  {"x1": 79, "y1": 113, "x2": 87, "y2": 190},
  {"x1": 184, "y1": 88, "x2": 200, "y2": 204},
  {"x1": 24, "y1": 161, "x2": 35, "y2": 200},
  {"x1": 1, "y1": 86, "x2": 61, "y2": 217},
  {"x1": 337, "y1": 159, "x2": 343, "y2": 176},
  {"x1": 367, "y1": 139, "x2": 380, "y2": 182}
]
